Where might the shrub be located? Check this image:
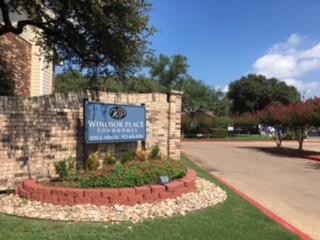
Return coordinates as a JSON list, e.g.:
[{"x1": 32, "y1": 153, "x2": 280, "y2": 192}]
[
  {"x1": 121, "y1": 149, "x2": 136, "y2": 164},
  {"x1": 79, "y1": 160, "x2": 187, "y2": 188},
  {"x1": 103, "y1": 152, "x2": 117, "y2": 165},
  {"x1": 87, "y1": 152, "x2": 103, "y2": 171},
  {"x1": 210, "y1": 128, "x2": 228, "y2": 138},
  {"x1": 149, "y1": 145, "x2": 161, "y2": 160},
  {"x1": 283, "y1": 131, "x2": 298, "y2": 140},
  {"x1": 212, "y1": 116, "x2": 232, "y2": 129},
  {"x1": 136, "y1": 149, "x2": 149, "y2": 161},
  {"x1": 54, "y1": 160, "x2": 68, "y2": 180},
  {"x1": 54, "y1": 157, "x2": 77, "y2": 180}
]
